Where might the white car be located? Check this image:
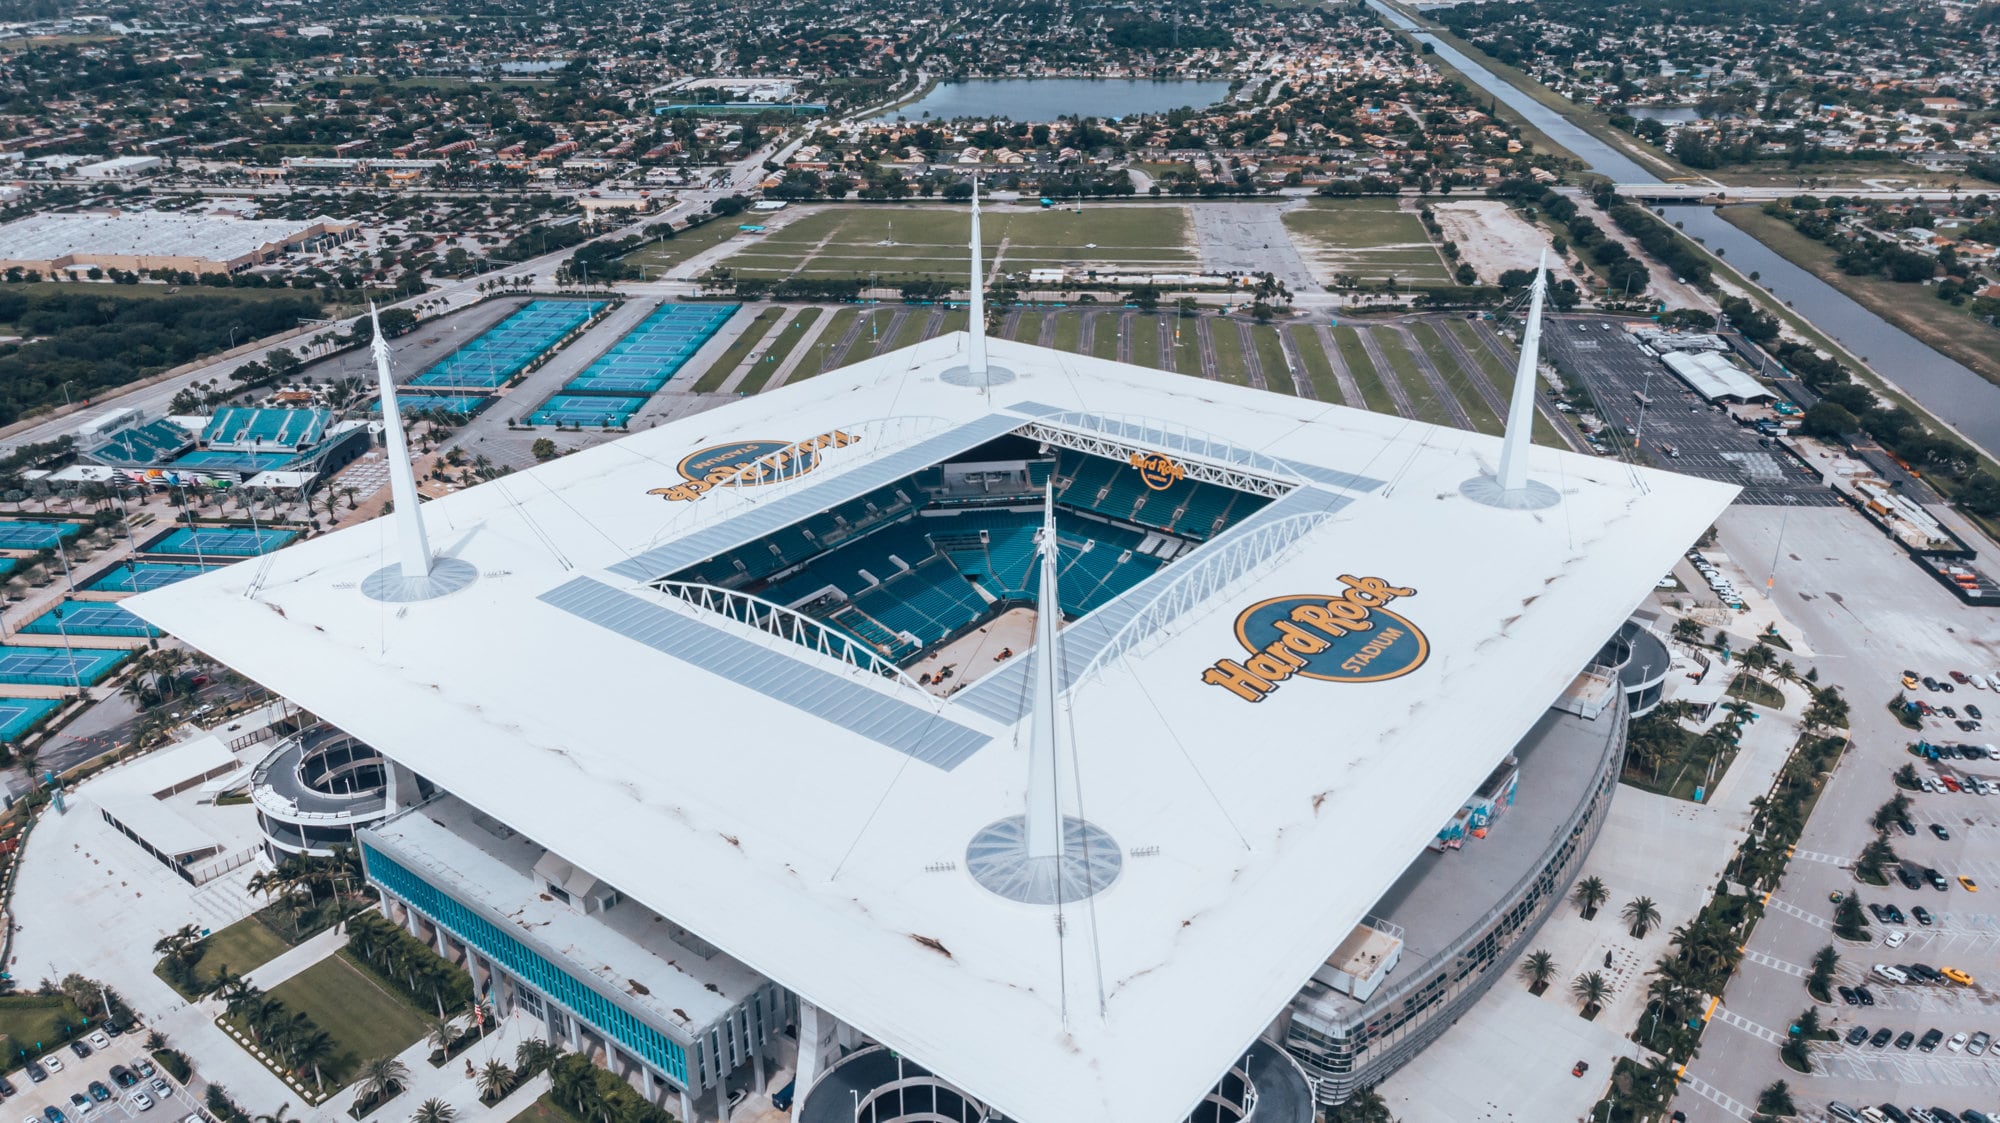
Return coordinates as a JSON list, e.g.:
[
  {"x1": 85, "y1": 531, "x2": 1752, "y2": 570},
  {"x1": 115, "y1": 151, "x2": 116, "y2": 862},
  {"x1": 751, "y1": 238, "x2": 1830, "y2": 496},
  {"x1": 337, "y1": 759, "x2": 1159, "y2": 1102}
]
[
  {"x1": 1886, "y1": 930, "x2": 1907, "y2": 948},
  {"x1": 40, "y1": 1056, "x2": 61, "y2": 1074},
  {"x1": 1950, "y1": 1032, "x2": 1970, "y2": 1052},
  {"x1": 1874, "y1": 963, "x2": 1910, "y2": 984},
  {"x1": 85, "y1": 1032, "x2": 108, "y2": 1050},
  {"x1": 148, "y1": 1080, "x2": 170, "y2": 1099},
  {"x1": 128, "y1": 1094, "x2": 152, "y2": 1113},
  {"x1": 1988, "y1": 674, "x2": 2000, "y2": 691}
]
